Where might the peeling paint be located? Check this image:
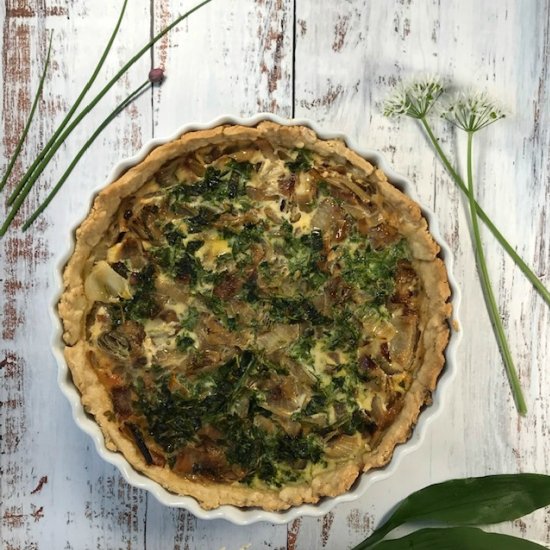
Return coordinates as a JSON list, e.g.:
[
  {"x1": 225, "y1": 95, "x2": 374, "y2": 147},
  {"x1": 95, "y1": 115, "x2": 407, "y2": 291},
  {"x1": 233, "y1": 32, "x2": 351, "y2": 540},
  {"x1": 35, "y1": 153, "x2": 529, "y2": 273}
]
[
  {"x1": 0, "y1": 352, "x2": 22, "y2": 380},
  {"x1": 2, "y1": 506, "x2": 25, "y2": 529},
  {"x1": 347, "y1": 508, "x2": 373, "y2": 534},
  {"x1": 6, "y1": 4, "x2": 68, "y2": 18},
  {"x1": 321, "y1": 511, "x2": 334, "y2": 546},
  {"x1": 287, "y1": 518, "x2": 302, "y2": 550},
  {"x1": 332, "y1": 15, "x2": 350, "y2": 52},
  {"x1": 154, "y1": 0, "x2": 172, "y2": 70},
  {"x1": 30, "y1": 475, "x2": 48, "y2": 495},
  {"x1": 299, "y1": 82, "x2": 344, "y2": 110}
]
